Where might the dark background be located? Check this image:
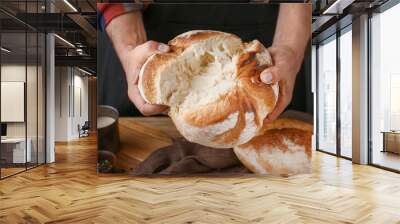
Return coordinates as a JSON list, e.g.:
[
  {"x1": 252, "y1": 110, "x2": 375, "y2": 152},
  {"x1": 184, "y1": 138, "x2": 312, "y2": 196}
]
[{"x1": 97, "y1": 3, "x2": 313, "y2": 117}]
